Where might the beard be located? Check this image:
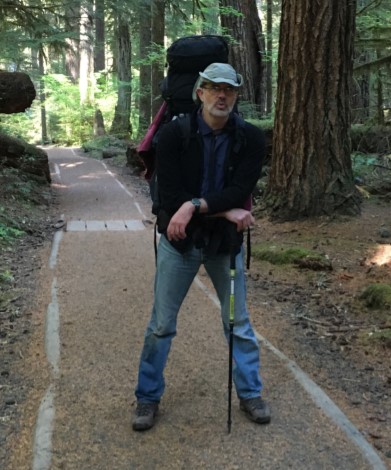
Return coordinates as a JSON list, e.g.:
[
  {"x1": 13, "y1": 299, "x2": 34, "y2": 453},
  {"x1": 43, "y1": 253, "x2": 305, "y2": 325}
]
[{"x1": 203, "y1": 100, "x2": 235, "y2": 118}]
